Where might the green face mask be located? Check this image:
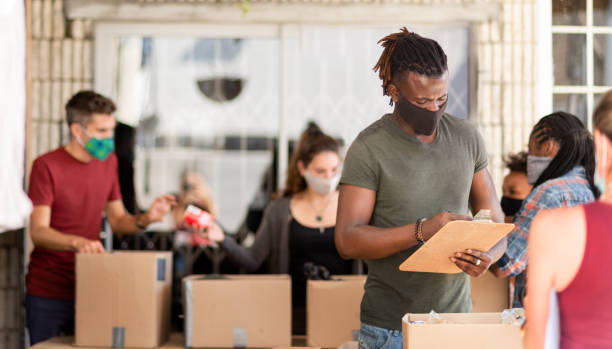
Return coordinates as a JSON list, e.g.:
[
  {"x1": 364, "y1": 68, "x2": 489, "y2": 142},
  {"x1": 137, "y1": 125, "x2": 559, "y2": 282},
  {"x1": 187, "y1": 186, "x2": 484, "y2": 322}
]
[{"x1": 79, "y1": 127, "x2": 115, "y2": 161}]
